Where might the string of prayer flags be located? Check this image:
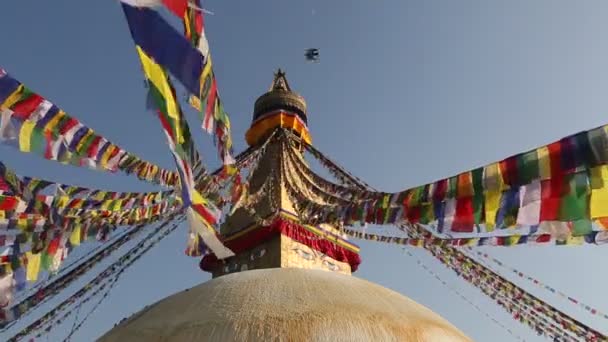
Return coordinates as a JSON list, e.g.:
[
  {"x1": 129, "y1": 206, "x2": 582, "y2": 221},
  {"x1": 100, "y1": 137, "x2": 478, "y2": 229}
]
[
  {"x1": 428, "y1": 244, "x2": 604, "y2": 340},
  {"x1": 292, "y1": 124, "x2": 608, "y2": 239},
  {"x1": 174, "y1": 0, "x2": 236, "y2": 167},
  {"x1": 3, "y1": 217, "x2": 181, "y2": 334},
  {"x1": 343, "y1": 226, "x2": 608, "y2": 248},
  {"x1": 0, "y1": 69, "x2": 178, "y2": 187},
  {"x1": 467, "y1": 249, "x2": 608, "y2": 321},
  {"x1": 123, "y1": 8, "x2": 234, "y2": 259},
  {"x1": 121, "y1": 0, "x2": 236, "y2": 166}
]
